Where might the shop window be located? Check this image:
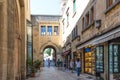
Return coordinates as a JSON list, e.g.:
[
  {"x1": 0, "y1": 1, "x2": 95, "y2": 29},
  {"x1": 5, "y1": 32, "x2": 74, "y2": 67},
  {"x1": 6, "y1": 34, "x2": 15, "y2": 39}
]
[
  {"x1": 47, "y1": 26, "x2": 52, "y2": 36},
  {"x1": 95, "y1": 46, "x2": 104, "y2": 73},
  {"x1": 84, "y1": 47, "x2": 95, "y2": 74},
  {"x1": 54, "y1": 26, "x2": 59, "y2": 35},
  {"x1": 109, "y1": 44, "x2": 120, "y2": 73},
  {"x1": 41, "y1": 26, "x2": 46, "y2": 36}
]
